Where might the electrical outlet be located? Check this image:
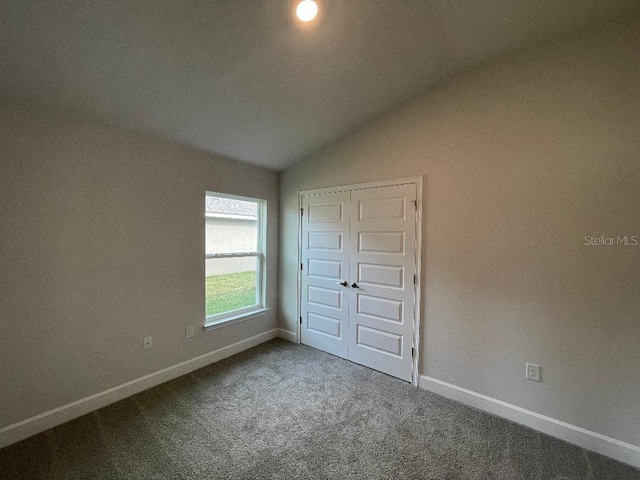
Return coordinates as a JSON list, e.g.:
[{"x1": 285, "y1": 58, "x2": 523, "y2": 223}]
[
  {"x1": 185, "y1": 326, "x2": 194, "y2": 339},
  {"x1": 526, "y1": 363, "x2": 541, "y2": 382},
  {"x1": 143, "y1": 336, "x2": 153, "y2": 350}
]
